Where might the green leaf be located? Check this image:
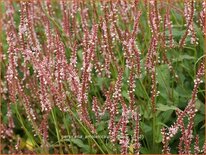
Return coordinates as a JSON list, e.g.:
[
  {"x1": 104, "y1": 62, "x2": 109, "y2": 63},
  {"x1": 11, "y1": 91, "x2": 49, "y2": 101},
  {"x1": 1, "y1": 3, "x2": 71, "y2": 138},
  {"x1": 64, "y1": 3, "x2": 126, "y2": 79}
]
[
  {"x1": 156, "y1": 104, "x2": 177, "y2": 111},
  {"x1": 70, "y1": 139, "x2": 90, "y2": 152},
  {"x1": 199, "y1": 102, "x2": 205, "y2": 115},
  {"x1": 173, "y1": 55, "x2": 195, "y2": 63},
  {"x1": 140, "y1": 147, "x2": 150, "y2": 154},
  {"x1": 96, "y1": 121, "x2": 105, "y2": 132},
  {"x1": 140, "y1": 122, "x2": 152, "y2": 133},
  {"x1": 156, "y1": 65, "x2": 170, "y2": 89},
  {"x1": 122, "y1": 90, "x2": 129, "y2": 100},
  {"x1": 195, "y1": 99, "x2": 203, "y2": 111},
  {"x1": 194, "y1": 114, "x2": 204, "y2": 127},
  {"x1": 165, "y1": 28, "x2": 184, "y2": 39},
  {"x1": 160, "y1": 110, "x2": 174, "y2": 123}
]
